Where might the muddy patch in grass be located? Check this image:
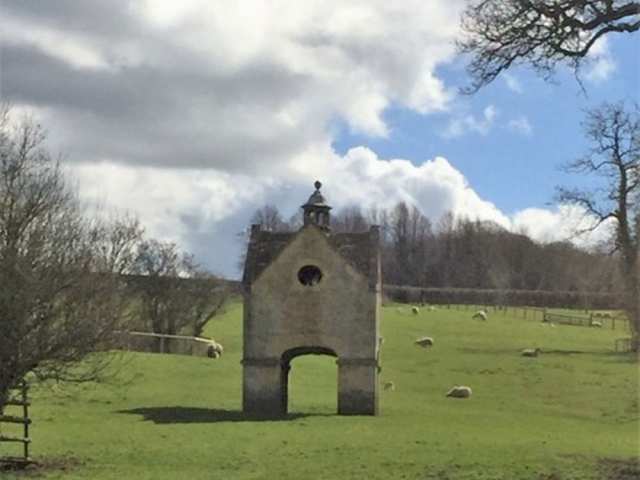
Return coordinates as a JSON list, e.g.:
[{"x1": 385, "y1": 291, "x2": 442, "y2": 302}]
[
  {"x1": 598, "y1": 457, "x2": 640, "y2": 480},
  {"x1": 0, "y1": 456, "x2": 82, "y2": 477}
]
